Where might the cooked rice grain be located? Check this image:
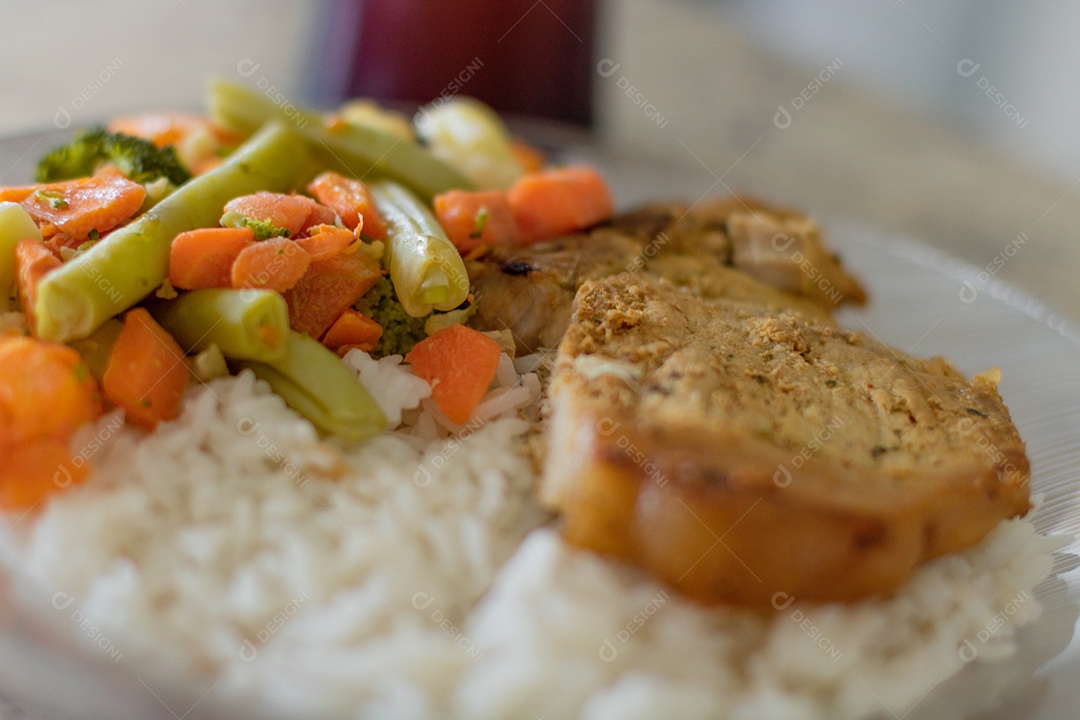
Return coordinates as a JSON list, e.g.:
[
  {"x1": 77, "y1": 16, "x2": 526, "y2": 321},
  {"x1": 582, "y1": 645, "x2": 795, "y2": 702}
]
[{"x1": 0, "y1": 361, "x2": 1066, "y2": 720}]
